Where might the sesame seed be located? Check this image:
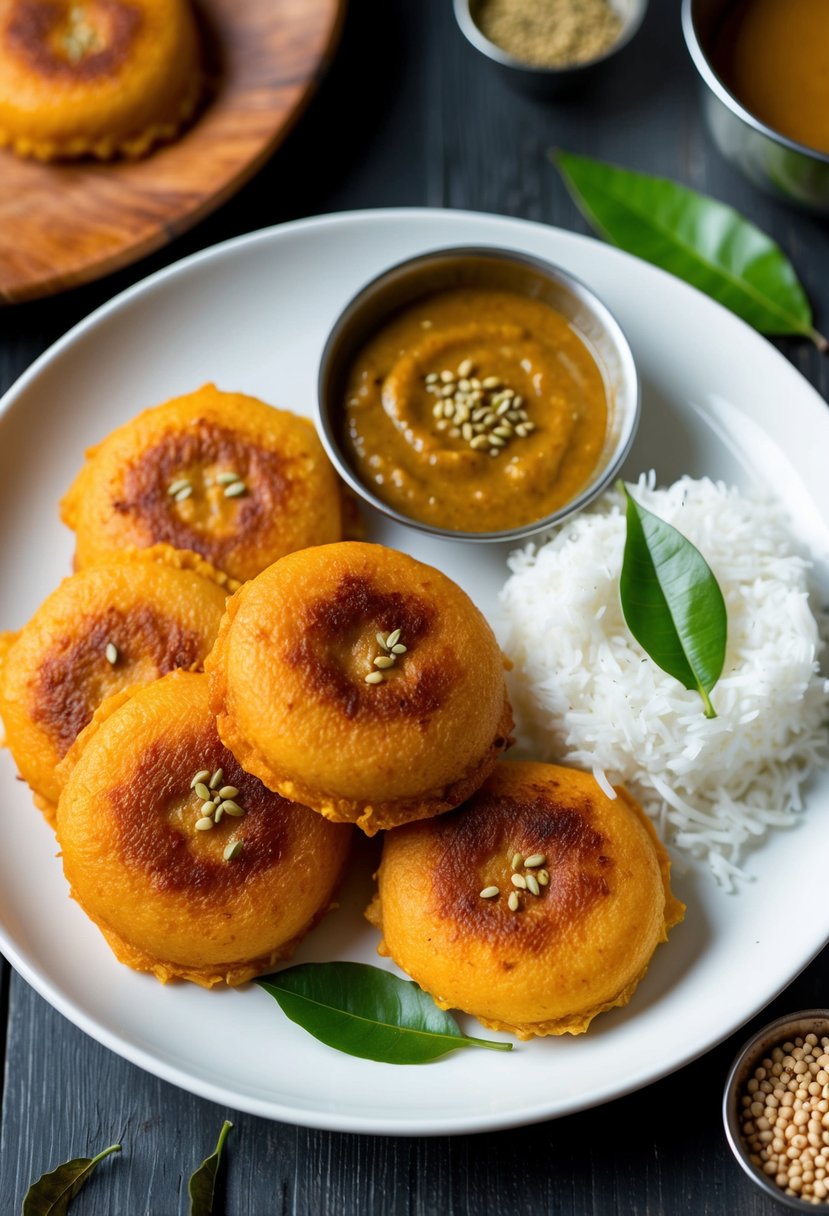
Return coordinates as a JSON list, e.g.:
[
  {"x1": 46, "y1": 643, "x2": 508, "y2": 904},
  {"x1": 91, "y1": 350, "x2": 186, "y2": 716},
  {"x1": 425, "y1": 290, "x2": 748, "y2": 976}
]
[
  {"x1": 105, "y1": 642, "x2": 119, "y2": 665},
  {"x1": 508, "y1": 891, "x2": 520, "y2": 912},
  {"x1": 374, "y1": 655, "x2": 395, "y2": 669},
  {"x1": 167, "y1": 478, "x2": 191, "y2": 496},
  {"x1": 194, "y1": 782, "x2": 211, "y2": 801},
  {"x1": 391, "y1": 643, "x2": 407, "y2": 655},
  {"x1": 511, "y1": 873, "x2": 527, "y2": 890},
  {"x1": 191, "y1": 770, "x2": 210, "y2": 789},
  {"x1": 440, "y1": 370, "x2": 454, "y2": 383},
  {"x1": 214, "y1": 806, "x2": 224, "y2": 824},
  {"x1": 526, "y1": 874, "x2": 540, "y2": 896},
  {"x1": 224, "y1": 840, "x2": 244, "y2": 861},
  {"x1": 218, "y1": 786, "x2": 239, "y2": 799},
  {"x1": 537, "y1": 869, "x2": 550, "y2": 885},
  {"x1": 195, "y1": 817, "x2": 215, "y2": 831},
  {"x1": 425, "y1": 372, "x2": 439, "y2": 384},
  {"x1": 479, "y1": 886, "x2": 500, "y2": 899},
  {"x1": 469, "y1": 435, "x2": 489, "y2": 450},
  {"x1": 524, "y1": 854, "x2": 546, "y2": 868},
  {"x1": 216, "y1": 471, "x2": 241, "y2": 485},
  {"x1": 224, "y1": 481, "x2": 246, "y2": 498},
  {"x1": 365, "y1": 671, "x2": 384, "y2": 684},
  {"x1": 174, "y1": 485, "x2": 193, "y2": 502},
  {"x1": 511, "y1": 853, "x2": 523, "y2": 870},
  {"x1": 209, "y1": 769, "x2": 223, "y2": 789},
  {"x1": 387, "y1": 629, "x2": 401, "y2": 647},
  {"x1": 482, "y1": 376, "x2": 501, "y2": 389},
  {"x1": 220, "y1": 800, "x2": 245, "y2": 817},
  {"x1": 458, "y1": 359, "x2": 474, "y2": 378},
  {"x1": 376, "y1": 632, "x2": 390, "y2": 651}
]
